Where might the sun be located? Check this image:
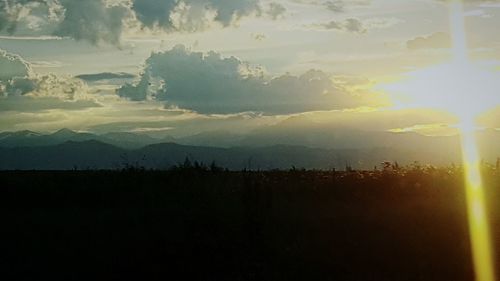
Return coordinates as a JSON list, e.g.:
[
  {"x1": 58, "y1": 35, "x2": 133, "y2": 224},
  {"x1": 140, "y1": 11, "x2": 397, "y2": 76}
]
[
  {"x1": 382, "y1": 1, "x2": 498, "y2": 281},
  {"x1": 383, "y1": 1, "x2": 499, "y2": 126}
]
